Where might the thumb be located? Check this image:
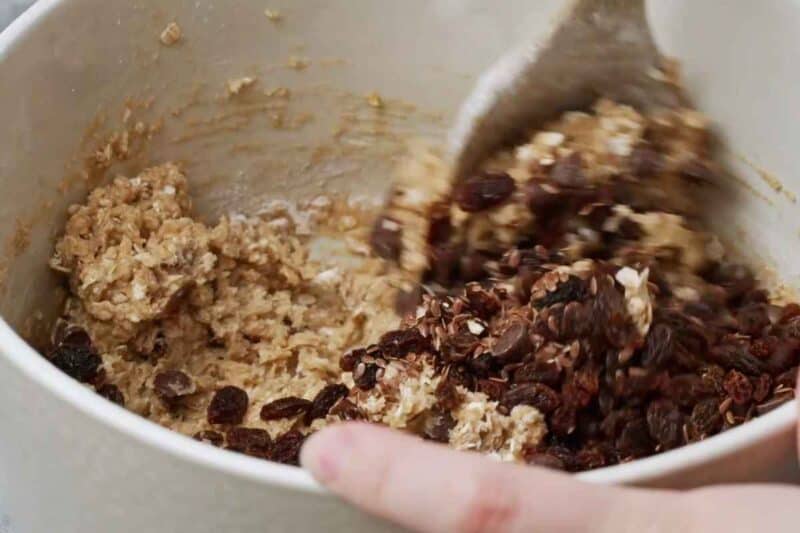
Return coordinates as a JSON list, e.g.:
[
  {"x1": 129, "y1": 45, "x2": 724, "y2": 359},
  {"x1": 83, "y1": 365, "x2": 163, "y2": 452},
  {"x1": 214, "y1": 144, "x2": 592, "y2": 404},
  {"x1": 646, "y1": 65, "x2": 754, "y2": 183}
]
[{"x1": 301, "y1": 423, "x2": 680, "y2": 533}]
